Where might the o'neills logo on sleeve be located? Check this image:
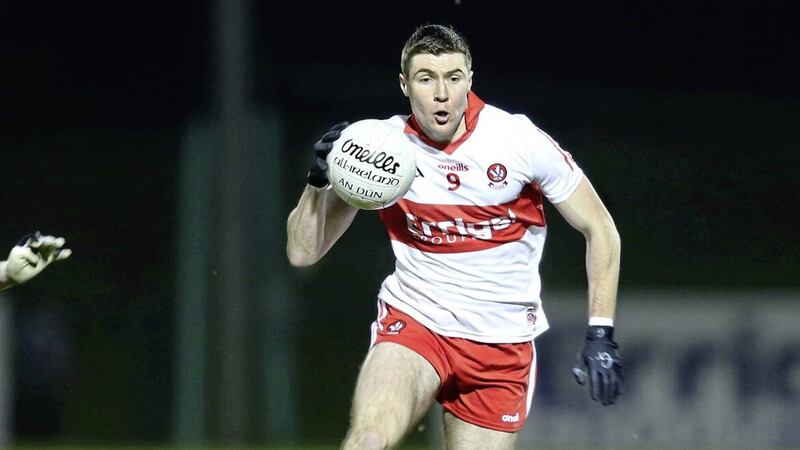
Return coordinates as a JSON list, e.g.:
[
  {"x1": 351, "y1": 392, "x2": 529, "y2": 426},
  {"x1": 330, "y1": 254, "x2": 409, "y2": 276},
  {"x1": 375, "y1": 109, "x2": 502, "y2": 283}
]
[{"x1": 378, "y1": 184, "x2": 546, "y2": 254}]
